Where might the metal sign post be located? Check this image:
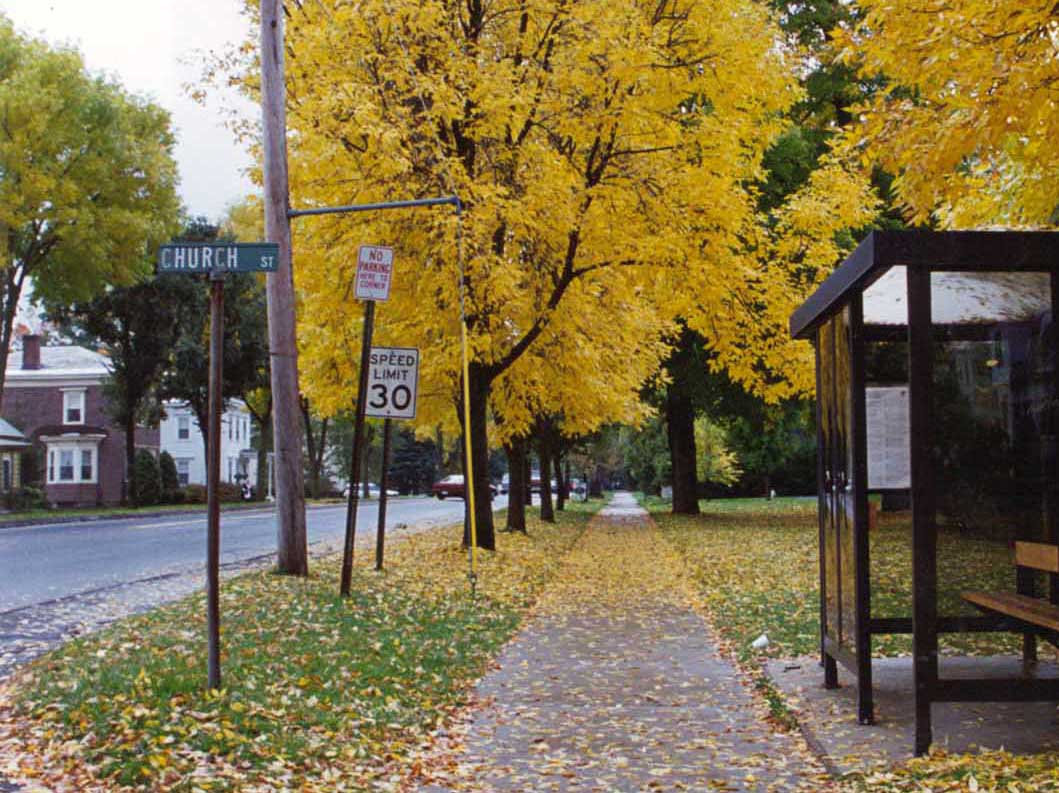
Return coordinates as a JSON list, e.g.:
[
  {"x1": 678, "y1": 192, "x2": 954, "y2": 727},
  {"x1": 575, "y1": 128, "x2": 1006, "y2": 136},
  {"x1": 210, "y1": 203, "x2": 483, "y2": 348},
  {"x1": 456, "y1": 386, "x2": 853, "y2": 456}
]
[
  {"x1": 156, "y1": 242, "x2": 277, "y2": 690},
  {"x1": 286, "y1": 195, "x2": 479, "y2": 592},
  {"x1": 340, "y1": 245, "x2": 394, "y2": 596},
  {"x1": 365, "y1": 347, "x2": 419, "y2": 570},
  {"x1": 339, "y1": 300, "x2": 376, "y2": 596},
  {"x1": 376, "y1": 418, "x2": 393, "y2": 571},
  {"x1": 205, "y1": 272, "x2": 225, "y2": 690}
]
